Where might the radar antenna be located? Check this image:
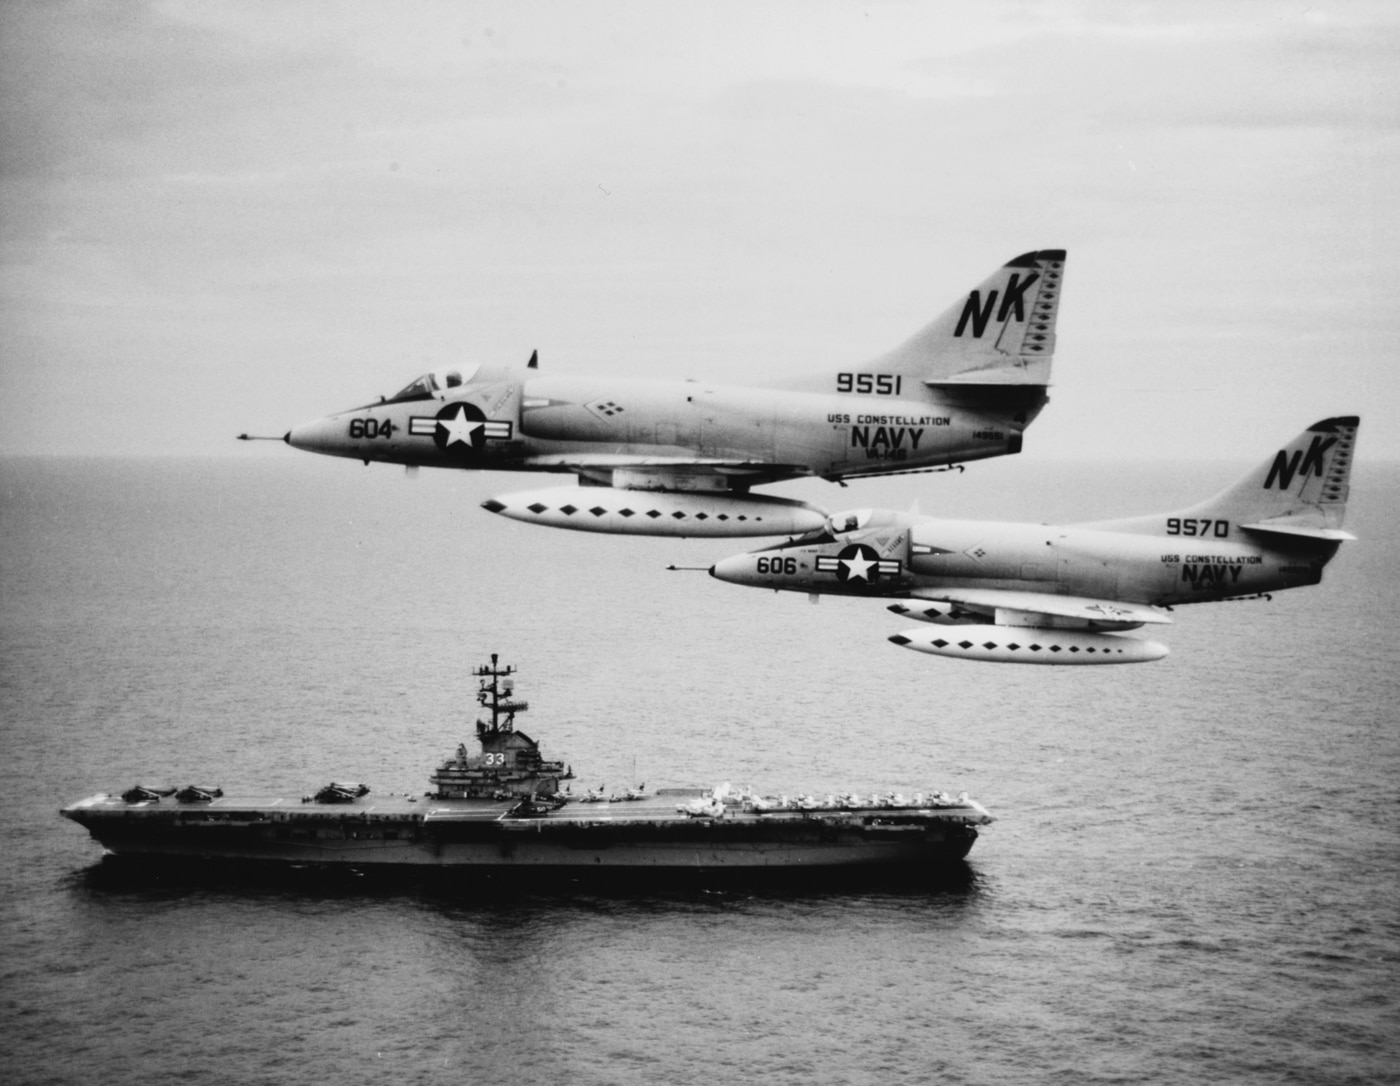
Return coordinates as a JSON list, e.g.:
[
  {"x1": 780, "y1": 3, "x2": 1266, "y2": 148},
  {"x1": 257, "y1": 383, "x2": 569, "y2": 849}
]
[{"x1": 475, "y1": 653, "x2": 529, "y2": 737}]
